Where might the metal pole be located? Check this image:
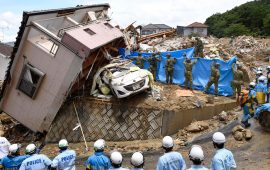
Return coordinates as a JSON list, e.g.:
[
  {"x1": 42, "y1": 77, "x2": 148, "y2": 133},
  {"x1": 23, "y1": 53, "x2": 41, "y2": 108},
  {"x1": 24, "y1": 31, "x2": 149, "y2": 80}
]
[{"x1": 73, "y1": 102, "x2": 88, "y2": 151}]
